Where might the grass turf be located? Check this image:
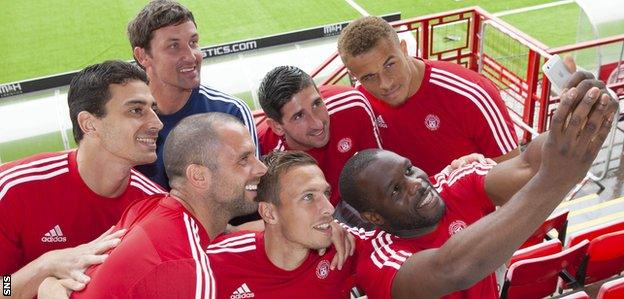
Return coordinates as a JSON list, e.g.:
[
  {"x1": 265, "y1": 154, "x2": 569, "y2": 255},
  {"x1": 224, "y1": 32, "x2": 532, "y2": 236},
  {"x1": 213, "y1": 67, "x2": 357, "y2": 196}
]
[
  {"x1": 0, "y1": 1, "x2": 578, "y2": 84},
  {"x1": 0, "y1": 0, "x2": 359, "y2": 85}
]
